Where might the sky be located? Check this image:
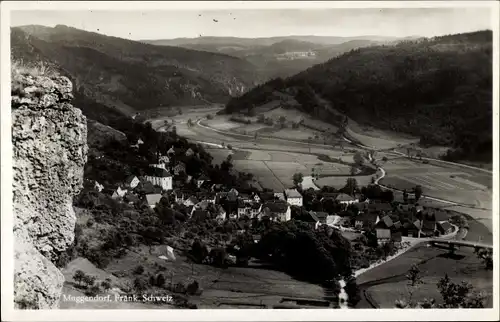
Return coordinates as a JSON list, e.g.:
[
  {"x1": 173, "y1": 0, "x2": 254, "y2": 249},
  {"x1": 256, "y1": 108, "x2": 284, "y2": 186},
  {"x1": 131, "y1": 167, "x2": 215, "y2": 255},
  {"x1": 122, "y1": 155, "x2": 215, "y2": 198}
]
[{"x1": 10, "y1": 7, "x2": 493, "y2": 40}]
